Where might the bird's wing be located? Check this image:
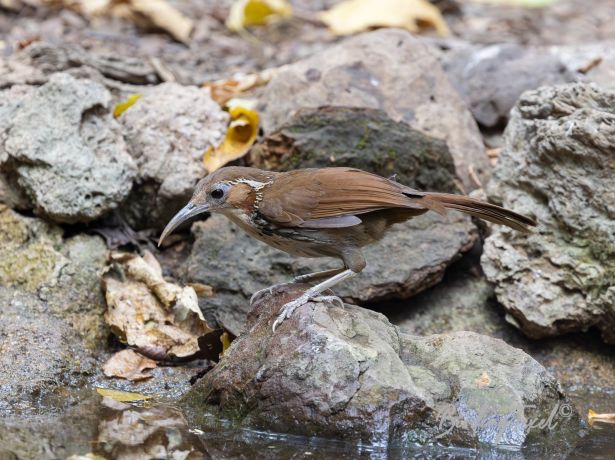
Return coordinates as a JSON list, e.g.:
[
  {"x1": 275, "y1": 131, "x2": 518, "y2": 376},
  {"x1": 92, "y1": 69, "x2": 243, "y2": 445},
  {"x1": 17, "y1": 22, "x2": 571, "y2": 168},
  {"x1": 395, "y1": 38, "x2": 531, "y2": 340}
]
[{"x1": 258, "y1": 168, "x2": 428, "y2": 227}]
